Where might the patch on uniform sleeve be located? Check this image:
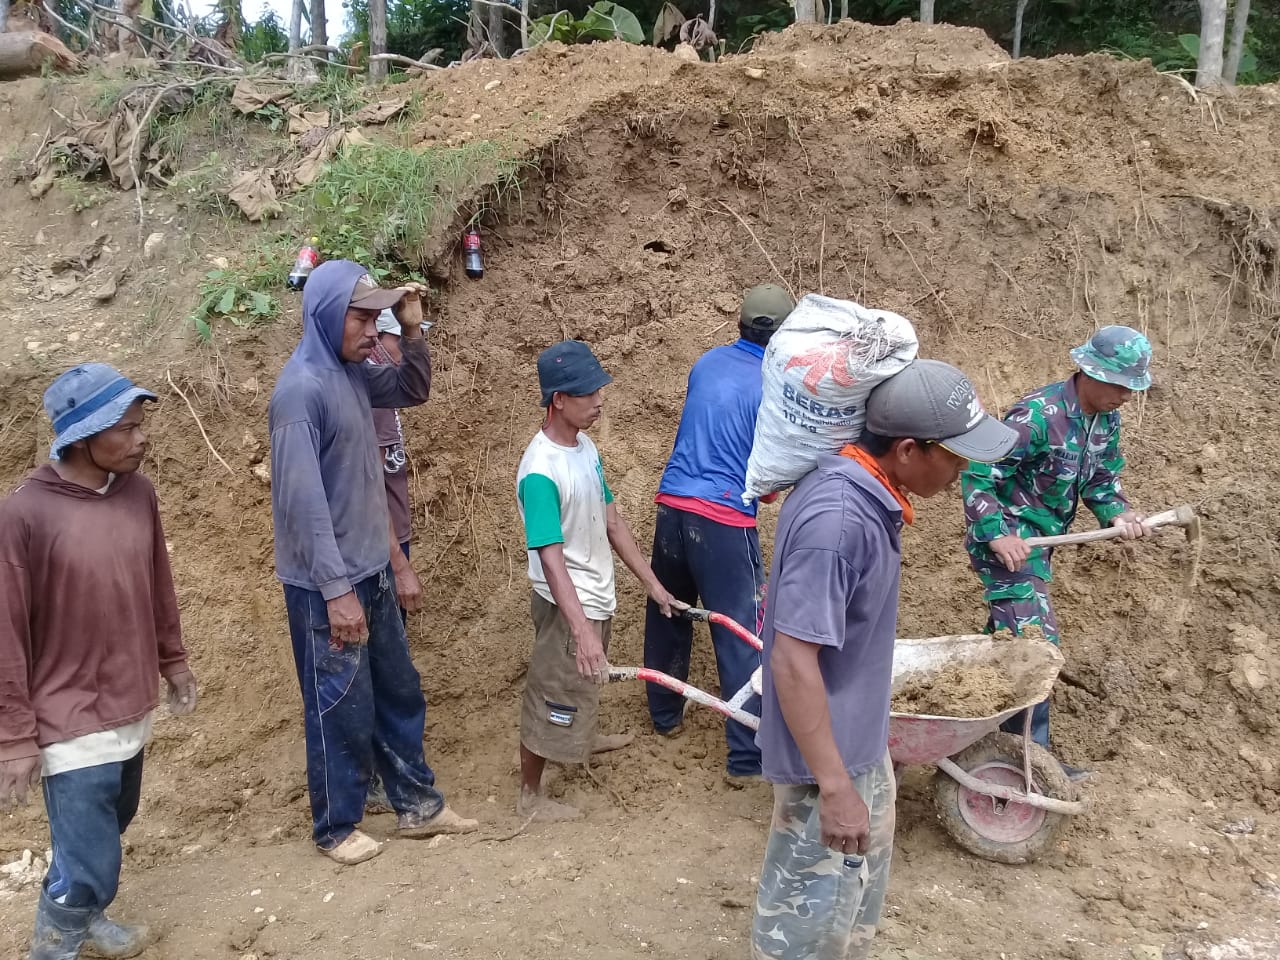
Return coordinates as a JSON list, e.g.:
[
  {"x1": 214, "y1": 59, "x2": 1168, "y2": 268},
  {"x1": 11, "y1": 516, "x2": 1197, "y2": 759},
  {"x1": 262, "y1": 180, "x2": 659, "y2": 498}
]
[{"x1": 545, "y1": 700, "x2": 578, "y2": 727}]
